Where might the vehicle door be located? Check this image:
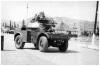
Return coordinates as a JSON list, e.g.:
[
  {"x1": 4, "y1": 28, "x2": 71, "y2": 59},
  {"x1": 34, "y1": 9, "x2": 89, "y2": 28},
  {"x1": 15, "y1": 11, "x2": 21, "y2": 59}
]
[{"x1": 32, "y1": 28, "x2": 40, "y2": 43}]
